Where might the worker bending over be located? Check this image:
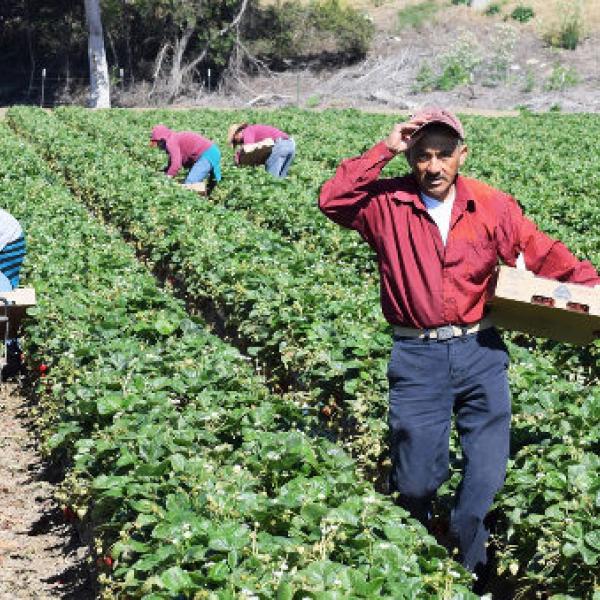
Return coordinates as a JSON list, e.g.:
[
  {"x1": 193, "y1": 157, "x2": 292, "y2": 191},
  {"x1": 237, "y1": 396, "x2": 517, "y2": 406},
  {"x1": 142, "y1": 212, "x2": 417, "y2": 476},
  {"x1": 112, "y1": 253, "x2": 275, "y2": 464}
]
[
  {"x1": 228, "y1": 123, "x2": 295, "y2": 178},
  {"x1": 150, "y1": 125, "x2": 221, "y2": 188}
]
